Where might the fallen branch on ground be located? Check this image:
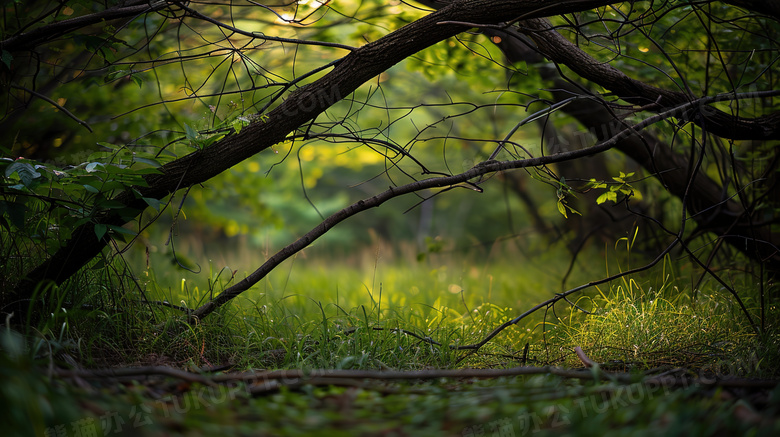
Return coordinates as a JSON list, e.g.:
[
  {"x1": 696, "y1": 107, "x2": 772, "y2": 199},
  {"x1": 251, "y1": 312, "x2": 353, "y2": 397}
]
[{"x1": 54, "y1": 364, "x2": 779, "y2": 397}]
